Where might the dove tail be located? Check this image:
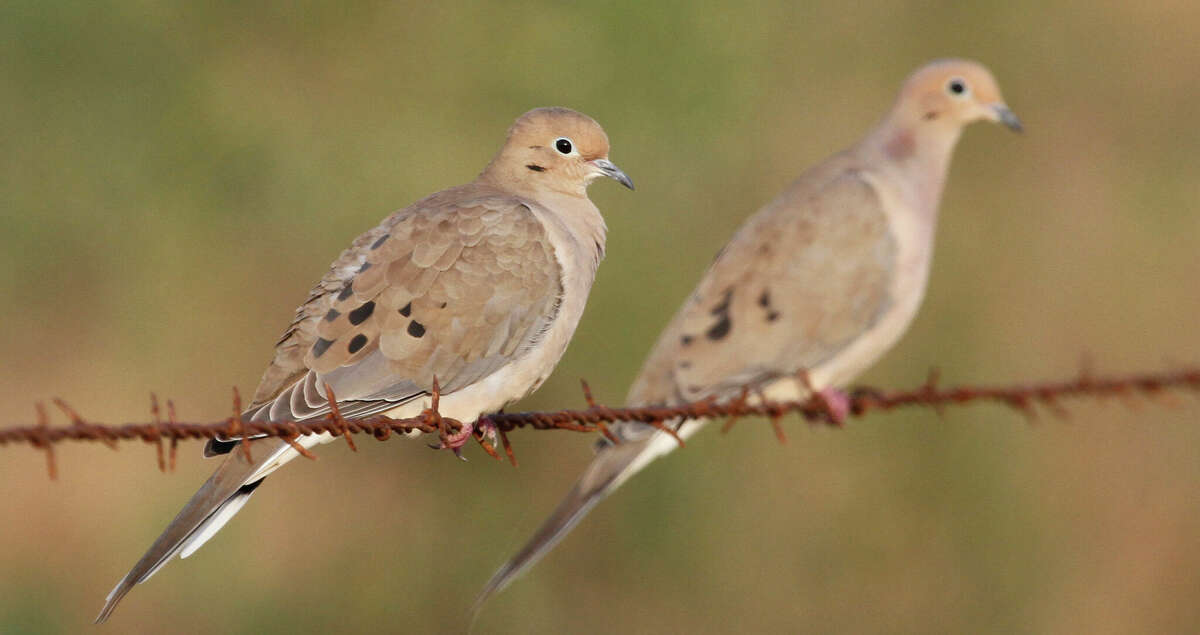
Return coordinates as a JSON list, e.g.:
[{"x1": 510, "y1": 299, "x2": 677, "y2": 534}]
[
  {"x1": 94, "y1": 434, "x2": 312, "y2": 623},
  {"x1": 470, "y1": 435, "x2": 674, "y2": 618},
  {"x1": 94, "y1": 476, "x2": 266, "y2": 623}
]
